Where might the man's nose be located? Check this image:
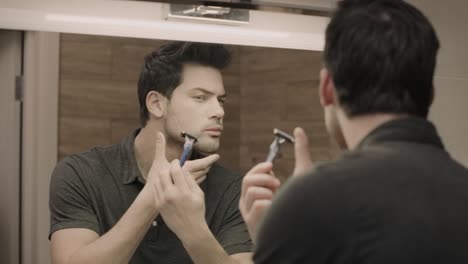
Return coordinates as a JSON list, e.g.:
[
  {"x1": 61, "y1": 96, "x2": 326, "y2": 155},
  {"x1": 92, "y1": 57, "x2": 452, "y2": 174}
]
[{"x1": 210, "y1": 99, "x2": 225, "y2": 120}]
